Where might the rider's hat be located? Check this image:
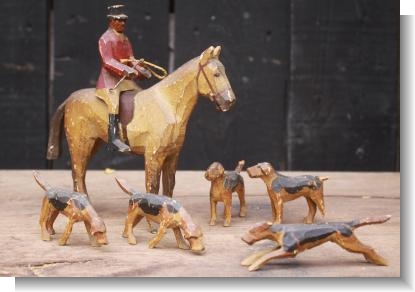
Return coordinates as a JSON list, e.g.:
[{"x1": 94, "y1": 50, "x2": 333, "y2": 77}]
[{"x1": 107, "y1": 5, "x2": 128, "y2": 20}]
